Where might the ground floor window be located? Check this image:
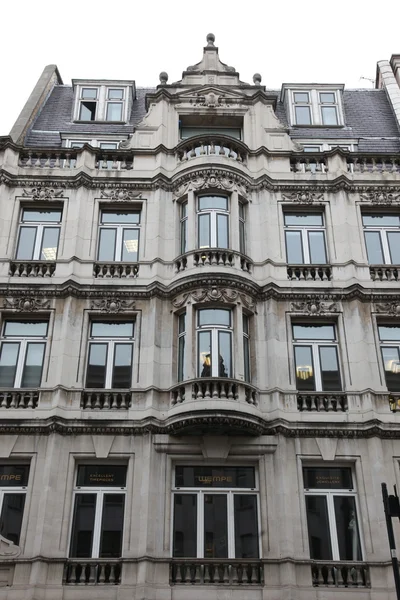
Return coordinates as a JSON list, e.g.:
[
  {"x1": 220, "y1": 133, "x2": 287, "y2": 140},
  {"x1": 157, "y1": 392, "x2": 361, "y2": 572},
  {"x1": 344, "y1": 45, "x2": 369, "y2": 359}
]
[
  {"x1": 172, "y1": 466, "x2": 259, "y2": 559},
  {"x1": 0, "y1": 464, "x2": 30, "y2": 545},
  {"x1": 303, "y1": 466, "x2": 362, "y2": 561}
]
